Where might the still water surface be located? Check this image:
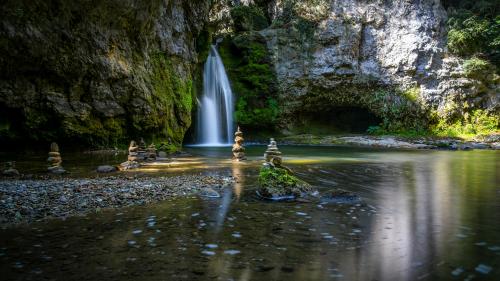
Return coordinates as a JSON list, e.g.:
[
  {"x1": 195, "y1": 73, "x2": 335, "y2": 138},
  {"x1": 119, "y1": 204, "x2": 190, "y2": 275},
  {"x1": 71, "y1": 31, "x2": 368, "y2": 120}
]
[{"x1": 1, "y1": 146, "x2": 499, "y2": 280}]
